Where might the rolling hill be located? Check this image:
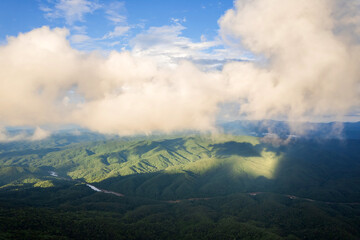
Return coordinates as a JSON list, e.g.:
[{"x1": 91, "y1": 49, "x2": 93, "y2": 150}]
[{"x1": 0, "y1": 128, "x2": 359, "y2": 239}]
